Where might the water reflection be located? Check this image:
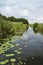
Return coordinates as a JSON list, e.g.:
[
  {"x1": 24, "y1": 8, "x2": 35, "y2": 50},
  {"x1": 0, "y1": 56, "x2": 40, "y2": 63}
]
[
  {"x1": 33, "y1": 27, "x2": 43, "y2": 35},
  {"x1": 0, "y1": 27, "x2": 43, "y2": 65},
  {"x1": 33, "y1": 28, "x2": 38, "y2": 33}
]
